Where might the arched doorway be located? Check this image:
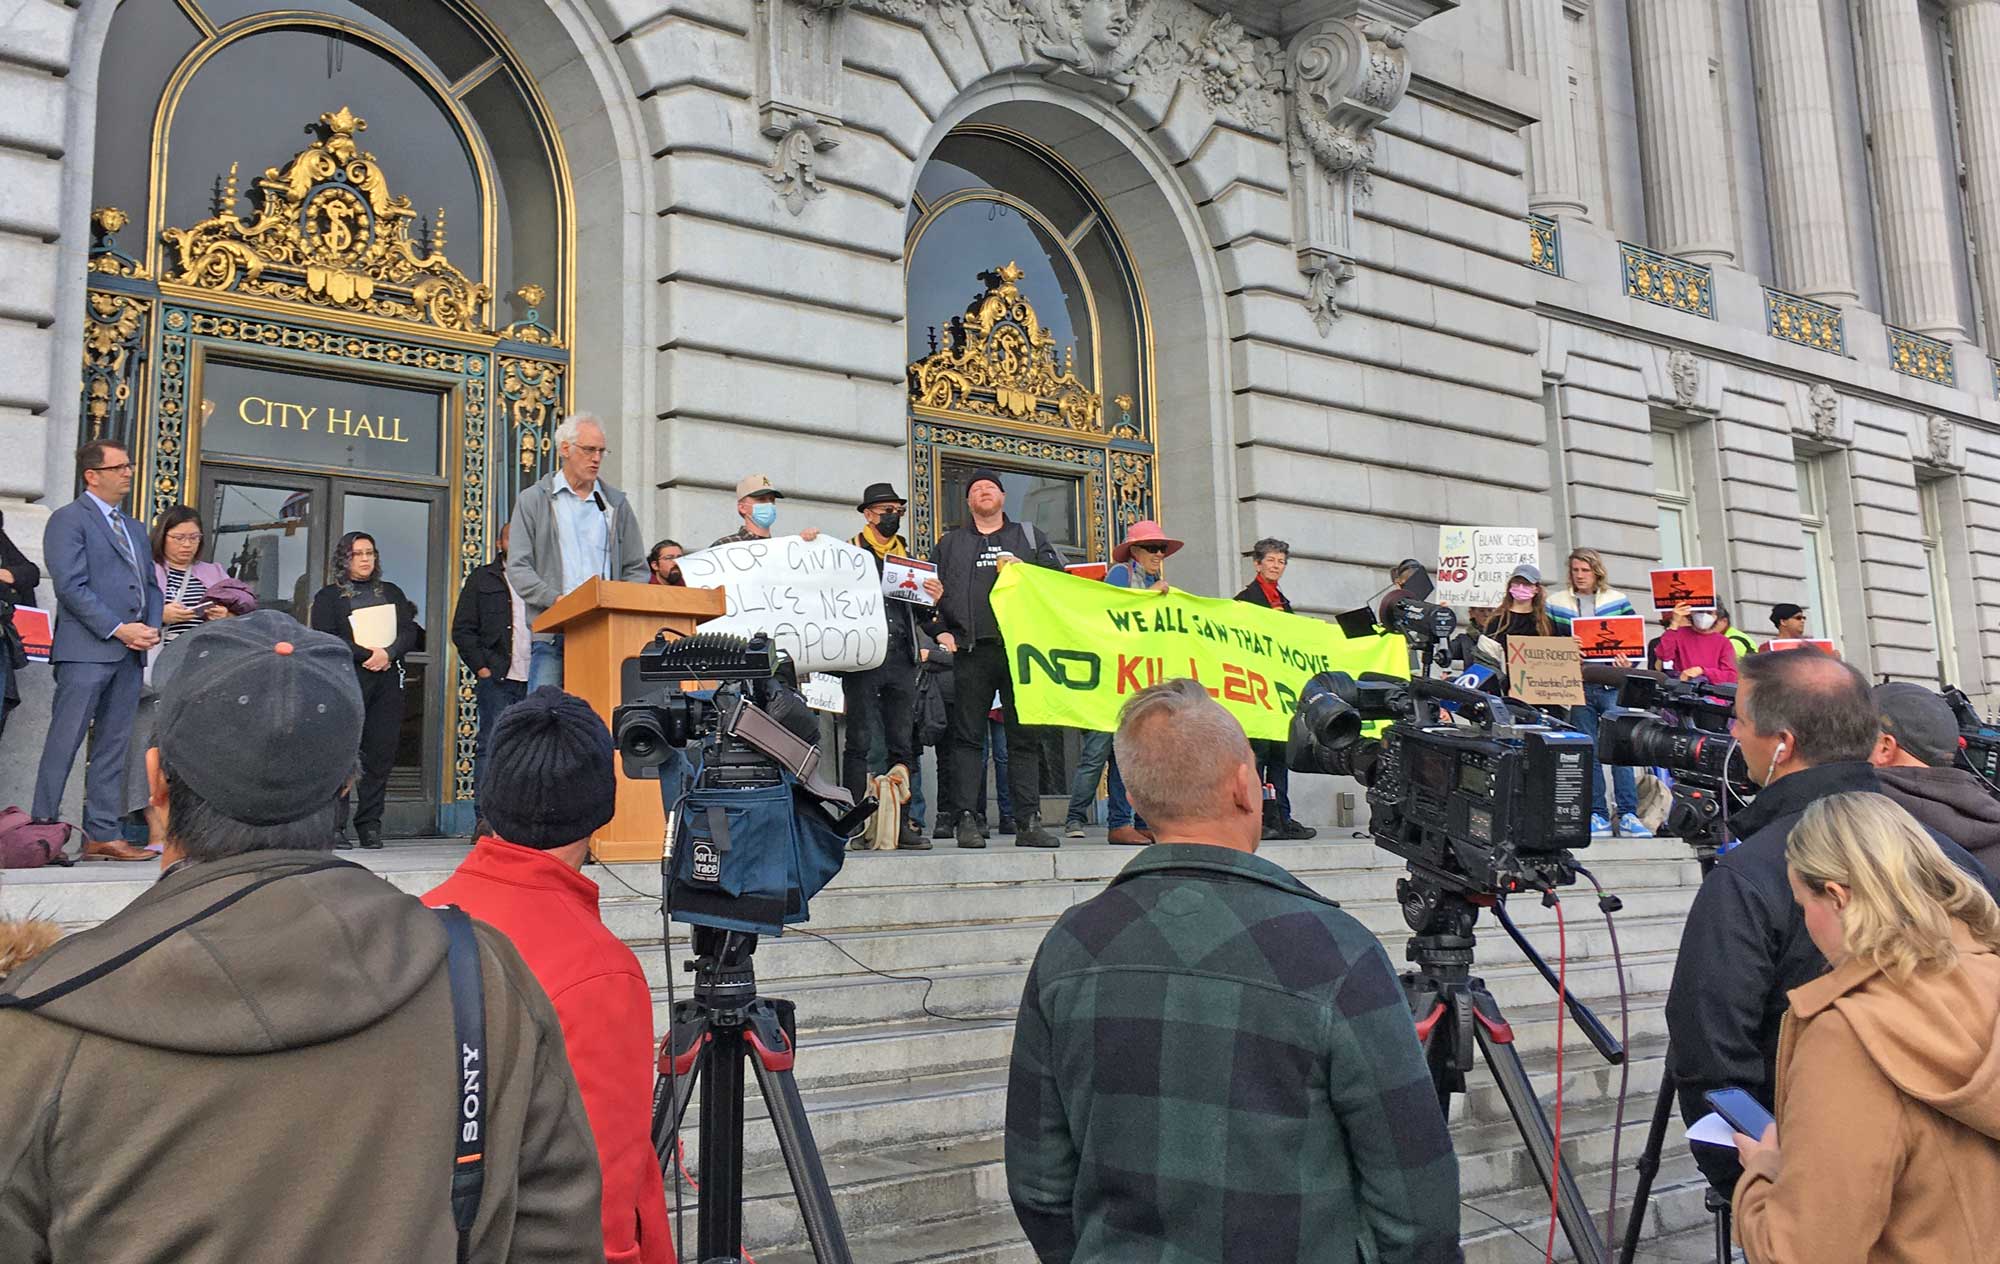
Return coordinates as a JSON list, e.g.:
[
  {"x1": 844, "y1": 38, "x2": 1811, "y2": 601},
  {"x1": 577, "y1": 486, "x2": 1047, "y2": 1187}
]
[
  {"x1": 80, "y1": 3, "x2": 574, "y2": 835},
  {"x1": 903, "y1": 126, "x2": 1157, "y2": 564}
]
